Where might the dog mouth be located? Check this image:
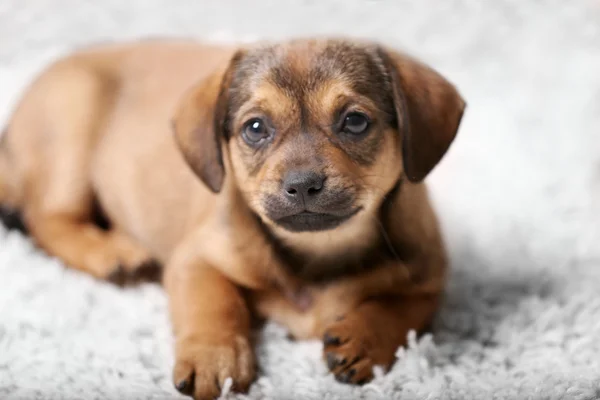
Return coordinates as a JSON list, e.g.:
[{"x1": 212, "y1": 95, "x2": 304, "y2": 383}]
[{"x1": 274, "y1": 208, "x2": 361, "y2": 232}]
